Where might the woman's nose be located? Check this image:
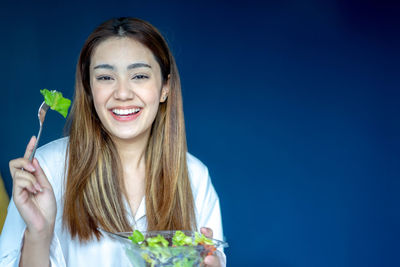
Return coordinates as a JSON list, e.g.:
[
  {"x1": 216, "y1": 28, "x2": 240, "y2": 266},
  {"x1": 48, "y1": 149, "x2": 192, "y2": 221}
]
[{"x1": 114, "y1": 80, "x2": 134, "y2": 100}]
